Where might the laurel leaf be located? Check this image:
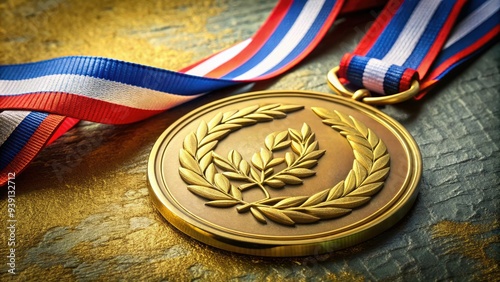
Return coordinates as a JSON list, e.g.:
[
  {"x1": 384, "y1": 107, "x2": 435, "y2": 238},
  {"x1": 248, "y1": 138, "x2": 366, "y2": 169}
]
[
  {"x1": 264, "y1": 168, "x2": 274, "y2": 178},
  {"x1": 259, "y1": 197, "x2": 288, "y2": 205},
  {"x1": 348, "y1": 135, "x2": 371, "y2": 149},
  {"x1": 301, "y1": 123, "x2": 311, "y2": 139},
  {"x1": 212, "y1": 152, "x2": 235, "y2": 171},
  {"x1": 251, "y1": 153, "x2": 264, "y2": 170},
  {"x1": 230, "y1": 185, "x2": 242, "y2": 200},
  {"x1": 273, "y1": 141, "x2": 291, "y2": 151},
  {"x1": 343, "y1": 170, "x2": 356, "y2": 196},
  {"x1": 179, "y1": 149, "x2": 202, "y2": 175},
  {"x1": 353, "y1": 160, "x2": 368, "y2": 186},
  {"x1": 260, "y1": 148, "x2": 272, "y2": 166},
  {"x1": 239, "y1": 183, "x2": 256, "y2": 191},
  {"x1": 367, "y1": 129, "x2": 379, "y2": 148},
  {"x1": 214, "y1": 173, "x2": 231, "y2": 193},
  {"x1": 207, "y1": 112, "x2": 223, "y2": 130},
  {"x1": 275, "y1": 131, "x2": 289, "y2": 144},
  {"x1": 205, "y1": 164, "x2": 217, "y2": 184},
  {"x1": 373, "y1": 140, "x2": 388, "y2": 159},
  {"x1": 228, "y1": 150, "x2": 242, "y2": 167},
  {"x1": 288, "y1": 128, "x2": 302, "y2": 142},
  {"x1": 282, "y1": 211, "x2": 320, "y2": 224},
  {"x1": 223, "y1": 171, "x2": 248, "y2": 181},
  {"x1": 222, "y1": 109, "x2": 238, "y2": 122},
  {"x1": 265, "y1": 133, "x2": 275, "y2": 151},
  {"x1": 348, "y1": 182, "x2": 384, "y2": 197},
  {"x1": 291, "y1": 140, "x2": 302, "y2": 154},
  {"x1": 233, "y1": 105, "x2": 259, "y2": 118},
  {"x1": 311, "y1": 107, "x2": 335, "y2": 120},
  {"x1": 250, "y1": 207, "x2": 267, "y2": 224},
  {"x1": 250, "y1": 168, "x2": 261, "y2": 182},
  {"x1": 304, "y1": 132, "x2": 315, "y2": 147},
  {"x1": 196, "y1": 141, "x2": 217, "y2": 160},
  {"x1": 295, "y1": 160, "x2": 318, "y2": 169},
  {"x1": 302, "y1": 150, "x2": 326, "y2": 162},
  {"x1": 211, "y1": 123, "x2": 242, "y2": 133},
  {"x1": 327, "y1": 180, "x2": 344, "y2": 201},
  {"x1": 245, "y1": 113, "x2": 273, "y2": 121},
  {"x1": 267, "y1": 157, "x2": 284, "y2": 168},
  {"x1": 331, "y1": 125, "x2": 357, "y2": 135},
  {"x1": 259, "y1": 103, "x2": 281, "y2": 111},
  {"x1": 354, "y1": 151, "x2": 373, "y2": 171},
  {"x1": 262, "y1": 110, "x2": 287, "y2": 119},
  {"x1": 274, "y1": 175, "x2": 302, "y2": 185},
  {"x1": 205, "y1": 200, "x2": 239, "y2": 208},
  {"x1": 273, "y1": 196, "x2": 309, "y2": 208},
  {"x1": 300, "y1": 189, "x2": 329, "y2": 207},
  {"x1": 326, "y1": 196, "x2": 370, "y2": 208},
  {"x1": 196, "y1": 120, "x2": 208, "y2": 141},
  {"x1": 352, "y1": 143, "x2": 373, "y2": 159},
  {"x1": 187, "y1": 185, "x2": 231, "y2": 201},
  {"x1": 183, "y1": 133, "x2": 197, "y2": 157},
  {"x1": 285, "y1": 152, "x2": 295, "y2": 167},
  {"x1": 199, "y1": 130, "x2": 231, "y2": 147},
  {"x1": 303, "y1": 207, "x2": 351, "y2": 219},
  {"x1": 287, "y1": 168, "x2": 315, "y2": 177},
  {"x1": 239, "y1": 160, "x2": 250, "y2": 176},
  {"x1": 321, "y1": 119, "x2": 340, "y2": 127},
  {"x1": 273, "y1": 104, "x2": 304, "y2": 113},
  {"x1": 372, "y1": 154, "x2": 390, "y2": 172},
  {"x1": 335, "y1": 110, "x2": 354, "y2": 127},
  {"x1": 258, "y1": 207, "x2": 295, "y2": 226},
  {"x1": 351, "y1": 116, "x2": 369, "y2": 137},
  {"x1": 179, "y1": 167, "x2": 211, "y2": 186},
  {"x1": 264, "y1": 179, "x2": 285, "y2": 188},
  {"x1": 363, "y1": 167, "x2": 390, "y2": 184},
  {"x1": 304, "y1": 141, "x2": 318, "y2": 156},
  {"x1": 226, "y1": 118, "x2": 258, "y2": 126},
  {"x1": 198, "y1": 152, "x2": 213, "y2": 172}
]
